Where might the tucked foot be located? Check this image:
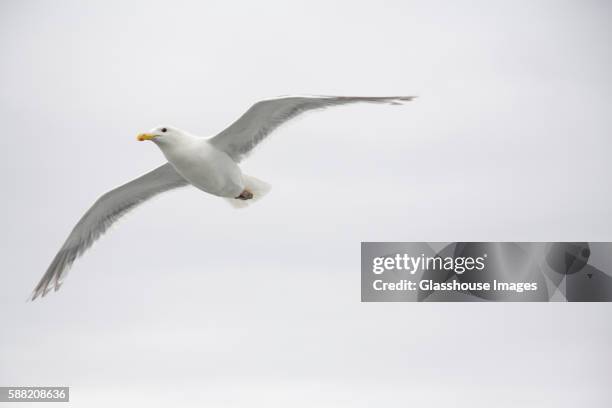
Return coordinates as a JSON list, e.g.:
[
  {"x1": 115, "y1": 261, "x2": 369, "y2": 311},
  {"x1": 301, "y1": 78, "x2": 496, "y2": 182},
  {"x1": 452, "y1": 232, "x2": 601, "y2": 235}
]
[{"x1": 236, "y1": 189, "x2": 254, "y2": 200}]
